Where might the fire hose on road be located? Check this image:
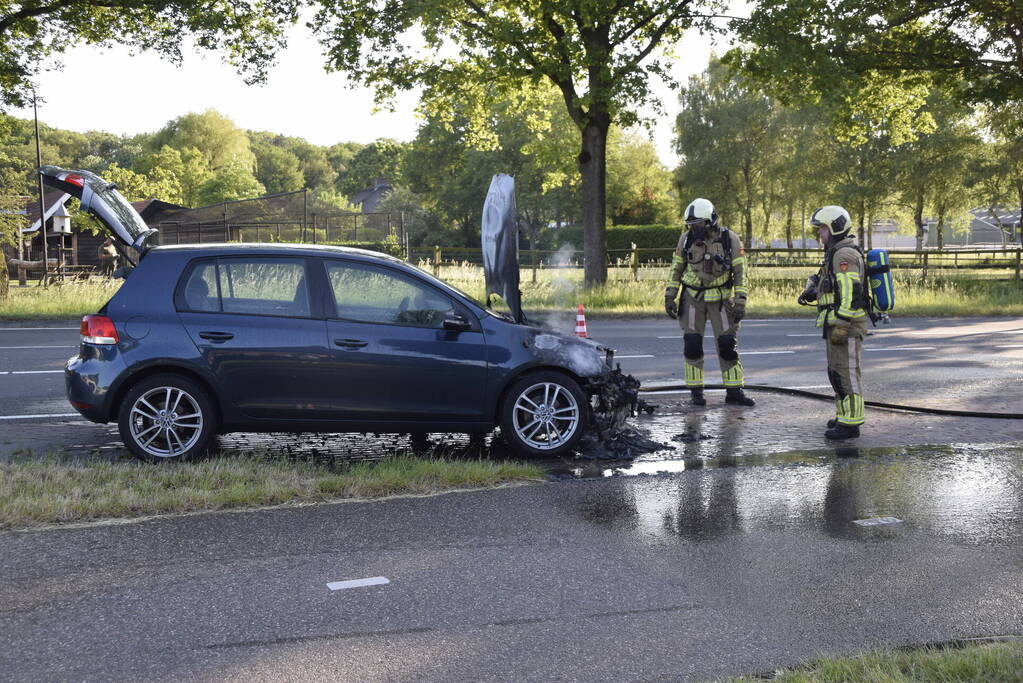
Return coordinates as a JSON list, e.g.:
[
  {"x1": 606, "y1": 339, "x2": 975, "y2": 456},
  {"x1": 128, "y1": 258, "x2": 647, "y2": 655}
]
[{"x1": 638, "y1": 384, "x2": 1023, "y2": 420}]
